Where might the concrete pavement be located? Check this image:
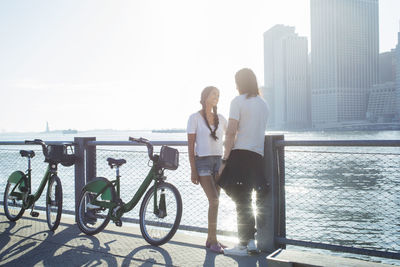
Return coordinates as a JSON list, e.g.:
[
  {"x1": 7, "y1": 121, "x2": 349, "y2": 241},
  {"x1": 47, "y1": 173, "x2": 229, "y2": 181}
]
[
  {"x1": 0, "y1": 212, "x2": 268, "y2": 266},
  {"x1": 1, "y1": 212, "x2": 398, "y2": 266}
]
